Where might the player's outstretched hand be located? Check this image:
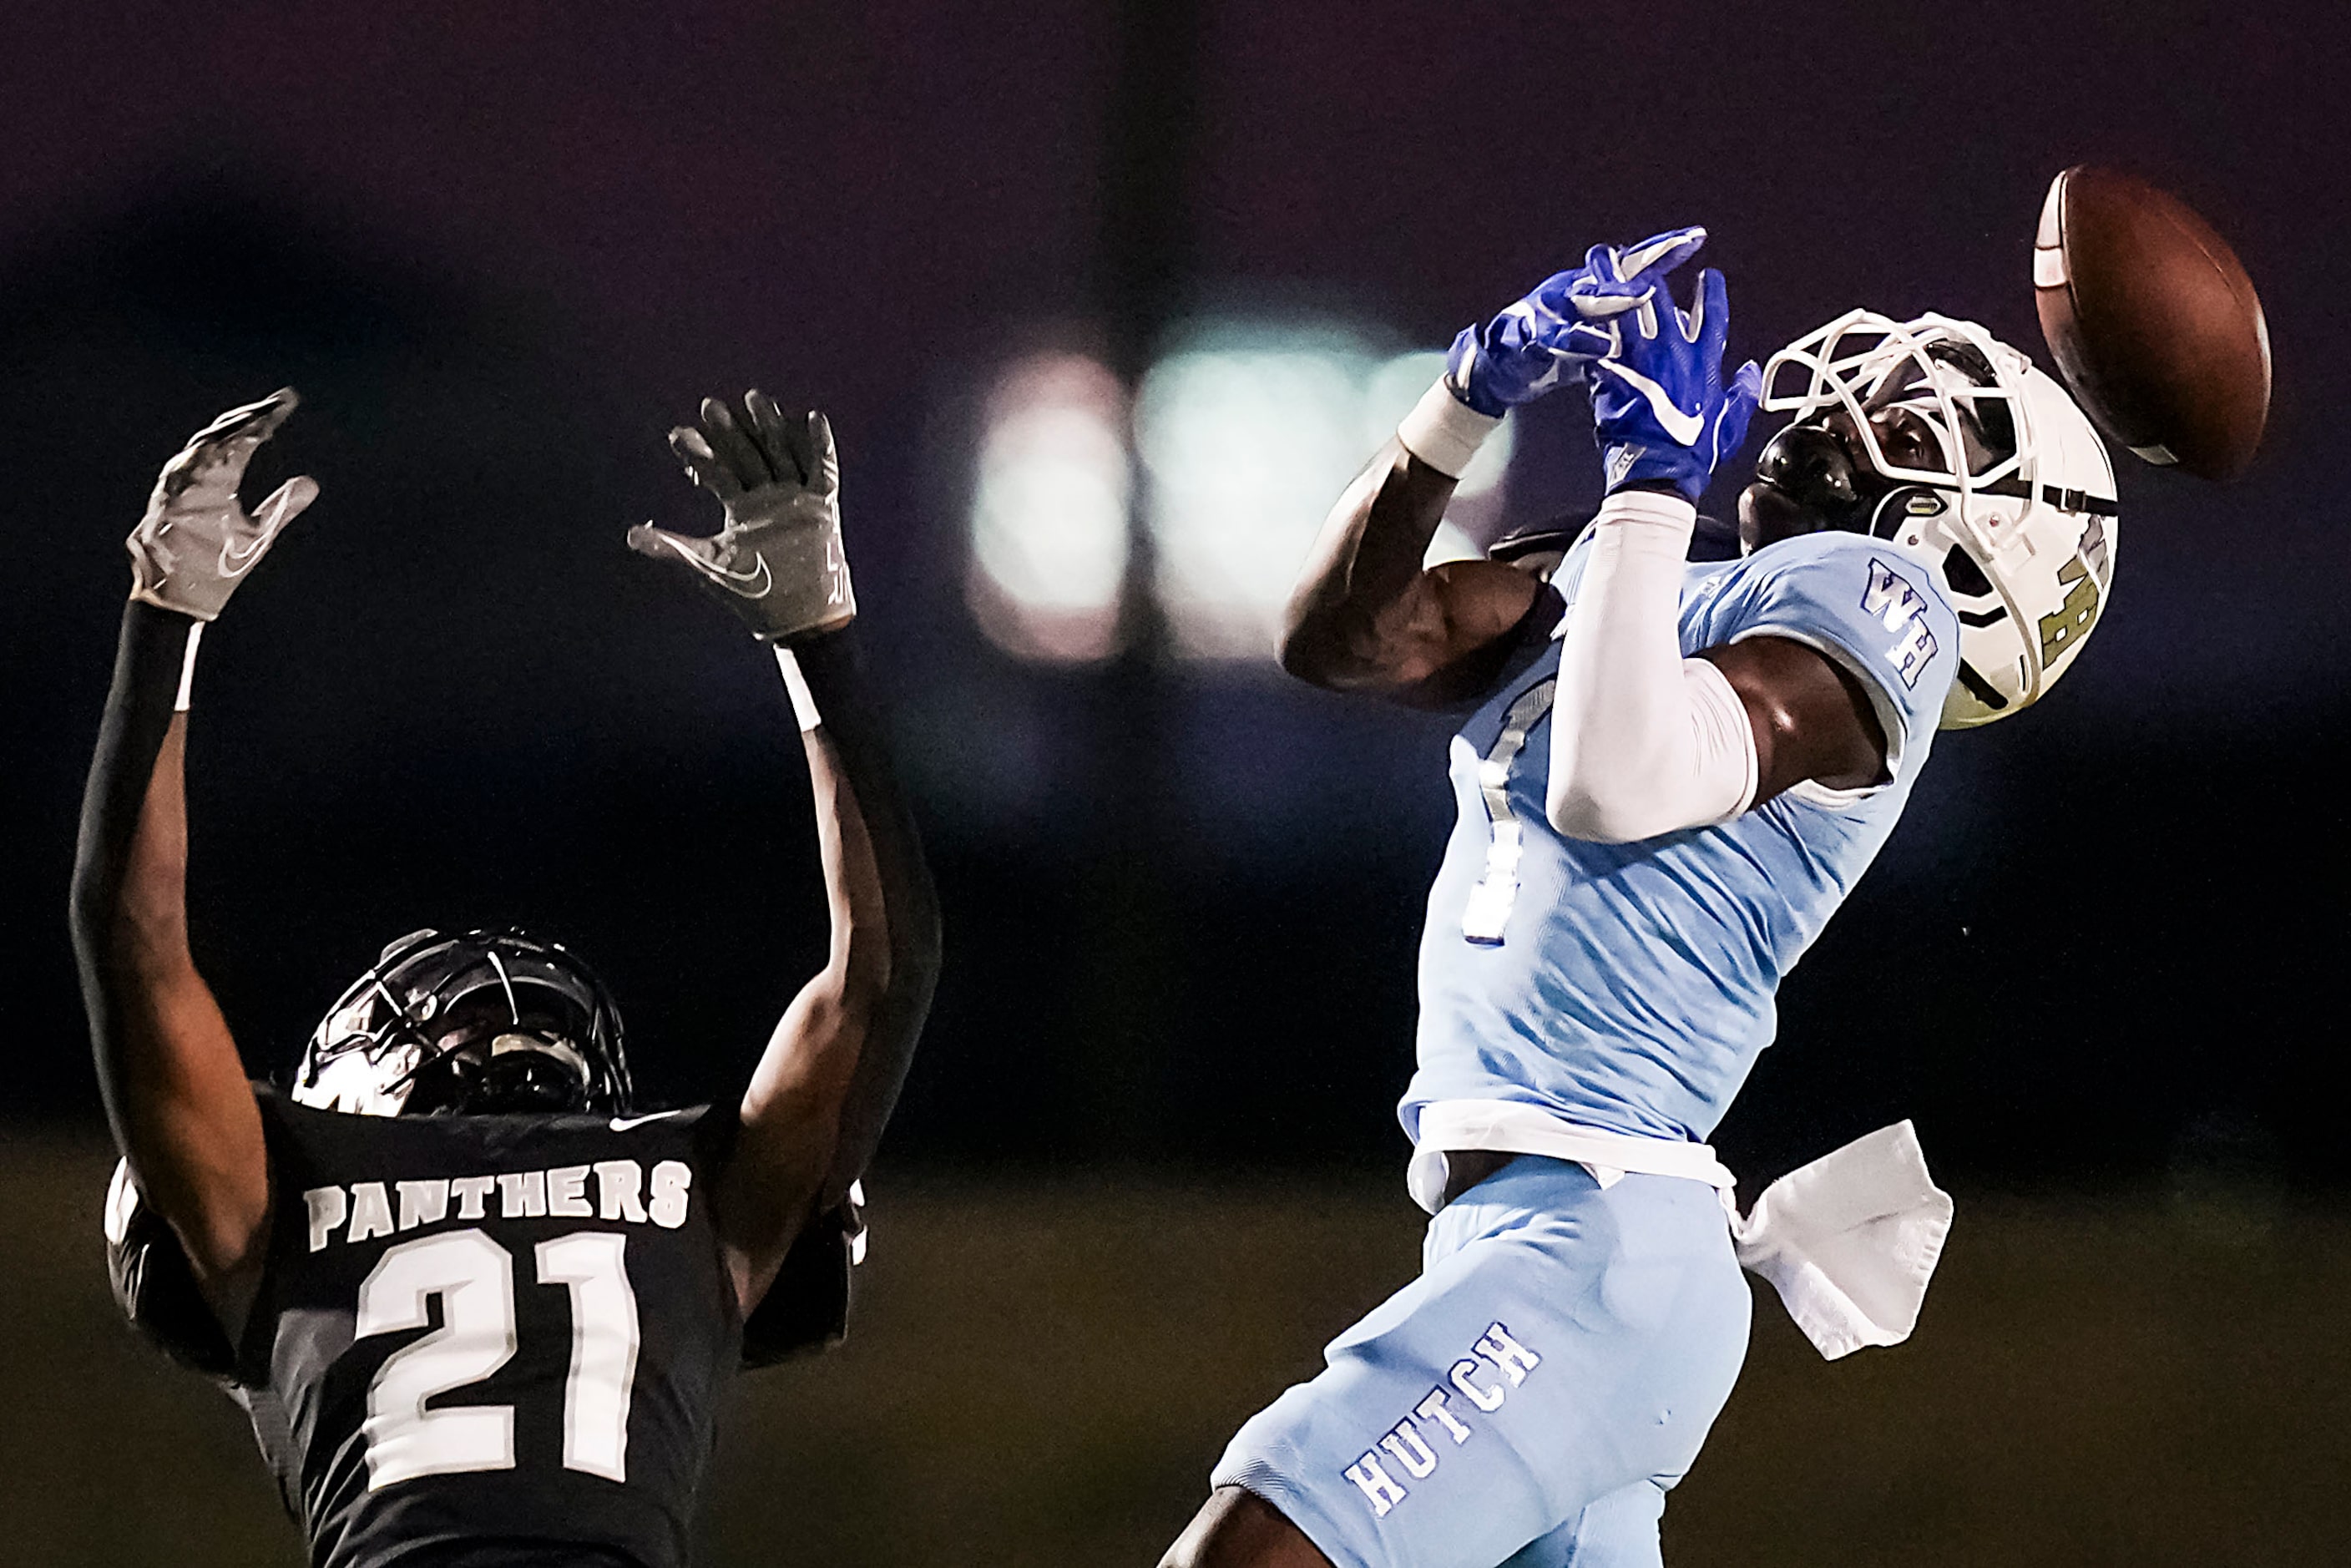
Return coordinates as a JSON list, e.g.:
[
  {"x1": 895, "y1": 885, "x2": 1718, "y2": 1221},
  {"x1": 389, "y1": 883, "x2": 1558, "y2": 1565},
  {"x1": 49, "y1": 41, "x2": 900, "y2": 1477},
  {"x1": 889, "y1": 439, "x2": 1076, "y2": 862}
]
[
  {"x1": 1570, "y1": 246, "x2": 1761, "y2": 501},
  {"x1": 1443, "y1": 228, "x2": 1709, "y2": 418},
  {"x1": 126, "y1": 388, "x2": 320, "y2": 621},
  {"x1": 628, "y1": 392, "x2": 856, "y2": 643}
]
